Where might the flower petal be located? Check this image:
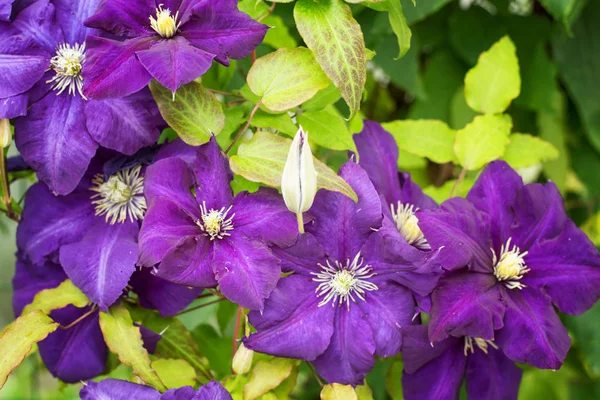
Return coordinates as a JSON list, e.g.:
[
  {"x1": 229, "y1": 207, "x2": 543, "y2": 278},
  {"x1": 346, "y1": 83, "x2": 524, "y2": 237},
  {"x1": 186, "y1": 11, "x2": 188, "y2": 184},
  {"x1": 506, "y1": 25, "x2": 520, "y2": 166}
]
[
  {"x1": 401, "y1": 325, "x2": 459, "y2": 374},
  {"x1": 84, "y1": 36, "x2": 154, "y2": 99},
  {"x1": 0, "y1": 0, "x2": 14, "y2": 21},
  {"x1": 496, "y1": 287, "x2": 571, "y2": 370},
  {"x1": 428, "y1": 271, "x2": 505, "y2": 342},
  {"x1": 52, "y1": 0, "x2": 102, "y2": 43},
  {"x1": 162, "y1": 381, "x2": 232, "y2": 400},
  {"x1": 80, "y1": 378, "x2": 160, "y2": 400},
  {"x1": 245, "y1": 274, "x2": 335, "y2": 360},
  {"x1": 417, "y1": 198, "x2": 493, "y2": 273},
  {"x1": 84, "y1": 0, "x2": 155, "y2": 37},
  {"x1": 0, "y1": 49, "x2": 48, "y2": 99},
  {"x1": 136, "y1": 36, "x2": 214, "y2": 93},
  {"x1": 155, "y1": 236, "x2": 217, "y2": 287},
  {"x1": 59, "y1": 220, "x2": 139, "y2": 310},
  {"x1": 213, "y1": 235, "x2": 280, "y2": 310},
  {"x1": 465, "y1": 346, "x2": 522, "y2": 400},
  {"x1": 11, "y1": 0, "x2": 62, "y2": 52},
  {"x1": 0, "y1": 93, "x2": 29, "y2": 118},
  {"x1": 192, "y1": 137, "x2": 233, "y2": 209},
  {"x1": 84, "y1": 88, "x2": 163, "y2": 155},
  {"x1": 14, "y1": 93, "x2": 98, "y2": 195},
  {"x1": 271, "y1": 232, "x2": 326, "y2": 276}
]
